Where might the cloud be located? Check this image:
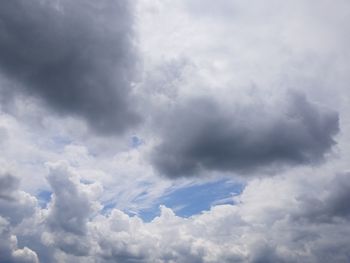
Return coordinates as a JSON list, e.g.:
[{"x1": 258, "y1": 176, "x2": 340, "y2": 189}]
[
  {"x1": 0, "y1": 173, "x2": 19, "y2": 201},
  {"x1": 0, "y1": 174, "x2": 38, "y2": 263},
  {"x1": 42, "y1": 162, "x2": 102, "y2": 257},
  {"x1": 0, "y1": 173, "x2": 37, "y2": 225},
  {"x1": 294, "y1": 173, "x2": 350, "y2": 223},
  {"x1": 151, "y1": 93, "x2": 339, "y2": 178},
  {"x1": 0, "y1": 0, "x2": 140, "y2": 134},
  {"x1": 0, "y1": 164, "x2": 348, "y2": 262},
  {"x1": 0, "y1": 217, "x2": 39, "y2": 263},
  {"x1": 0, "y1": 0, "x2": 349, "y2": 262}
]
